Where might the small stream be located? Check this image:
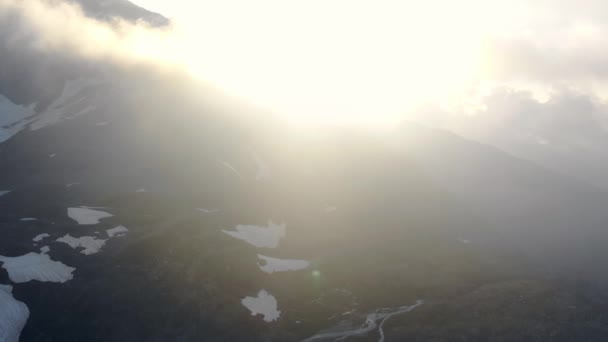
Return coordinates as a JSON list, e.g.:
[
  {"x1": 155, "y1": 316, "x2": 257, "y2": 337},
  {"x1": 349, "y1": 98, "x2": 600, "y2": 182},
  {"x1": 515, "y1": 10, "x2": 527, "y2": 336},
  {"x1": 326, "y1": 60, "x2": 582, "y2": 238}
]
[{"x1": 303, "y1": 300, "x2": 423, "y2": 342}]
